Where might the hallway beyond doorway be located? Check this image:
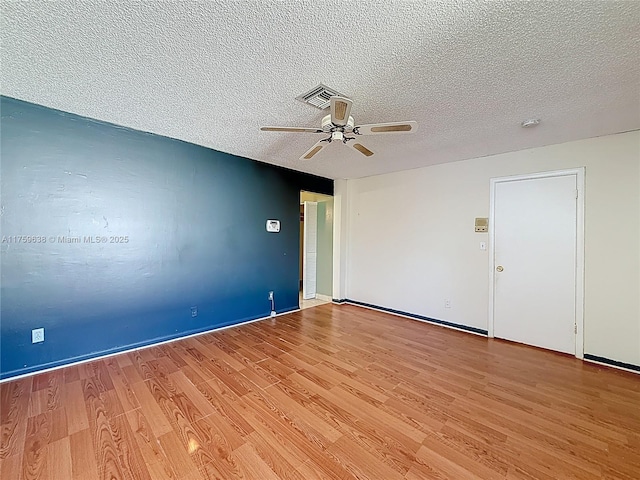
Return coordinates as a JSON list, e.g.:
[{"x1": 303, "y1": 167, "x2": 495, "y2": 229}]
[{"x1": 299, "y1": 292, "x2": 331, "y2": 310}]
